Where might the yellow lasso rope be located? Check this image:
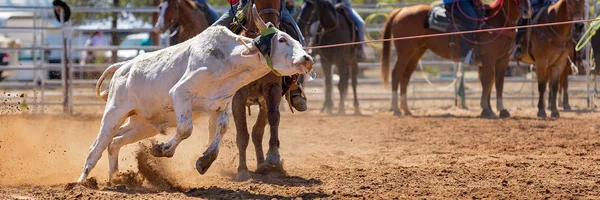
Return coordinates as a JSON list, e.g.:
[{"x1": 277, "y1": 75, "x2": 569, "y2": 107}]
[{"x1": 576, "y1": 15, "x2": 600, "y2": 51}]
